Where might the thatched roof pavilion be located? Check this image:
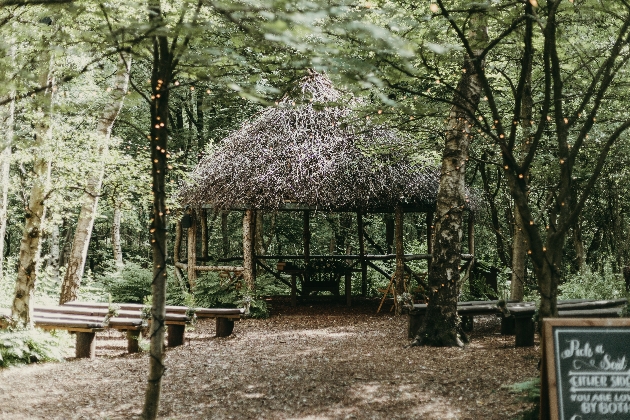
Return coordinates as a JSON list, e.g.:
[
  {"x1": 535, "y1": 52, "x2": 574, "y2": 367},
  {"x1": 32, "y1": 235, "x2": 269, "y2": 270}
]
[
  {"x1": 179, "y1": 71, "x2": 440, "y2": 213},
  {"x1": 176, "y1": 71, "x2": 475, "y2": 307}
]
